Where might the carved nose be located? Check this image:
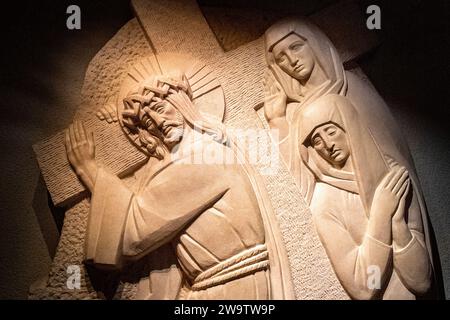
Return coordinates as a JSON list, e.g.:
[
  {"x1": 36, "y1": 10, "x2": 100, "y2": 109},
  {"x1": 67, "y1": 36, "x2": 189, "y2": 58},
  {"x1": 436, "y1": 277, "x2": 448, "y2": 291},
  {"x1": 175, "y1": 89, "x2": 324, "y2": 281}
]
[
  {"x1": 286, "y1": 52, "x2": 298, "y2": 66},
  {"x1": 323, "y1": 137, "x2": 334, "y2": 150}
]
